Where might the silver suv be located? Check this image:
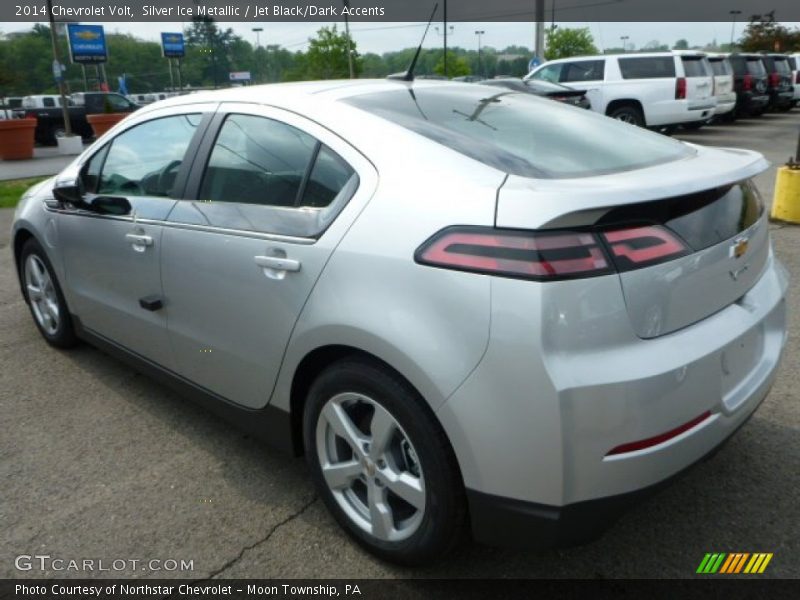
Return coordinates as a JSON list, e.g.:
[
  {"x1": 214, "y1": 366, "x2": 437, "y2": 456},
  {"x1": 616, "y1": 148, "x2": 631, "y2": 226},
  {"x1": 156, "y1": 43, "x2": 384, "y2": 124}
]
[{"x1": 12, "y1": 81, "x2": 788, "y2": 564}]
